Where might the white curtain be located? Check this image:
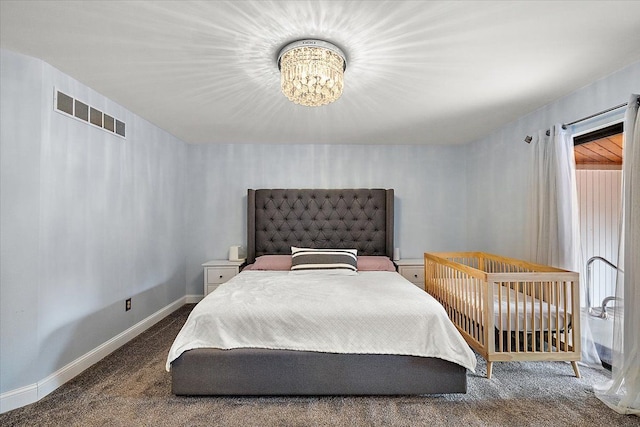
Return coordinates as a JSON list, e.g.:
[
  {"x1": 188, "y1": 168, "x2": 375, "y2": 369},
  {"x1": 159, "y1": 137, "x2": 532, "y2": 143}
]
[
  {"x1": 529, "y1": 124, "x2": 600, "y2": 365},
  {"x1": 595, "y1": 94, "x2": 640, "y2": 416}
]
